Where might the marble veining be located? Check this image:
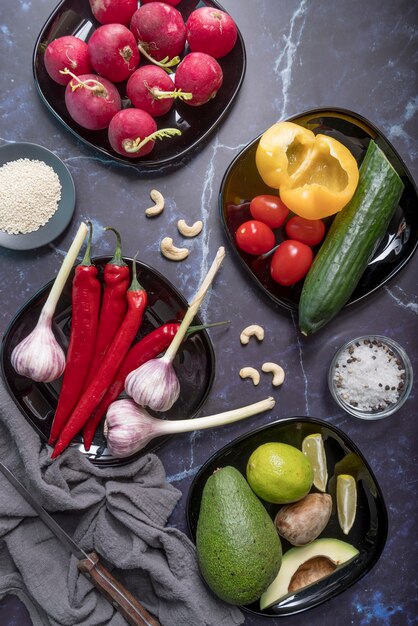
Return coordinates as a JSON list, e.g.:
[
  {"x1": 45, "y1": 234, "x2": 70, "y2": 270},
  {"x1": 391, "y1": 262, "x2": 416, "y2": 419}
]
[
  {"x1": 273, "y1": 0, "x2": 309, "y2": 120},
  {"x1": 196, "y1": 134, "x2": 248, "y2": 309},
  {"x1": 387, "y1": 95, "x2": 418, "y2": 161},
  {"x1": 353, "y1": 591, "x2": 404, "y2": 625},
  {"x1": 385, "y1": 285, "x2": 418, "y2": 315},
  {"x1": 290, "y1": 310, "x2": 310, "y2": 416}
]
